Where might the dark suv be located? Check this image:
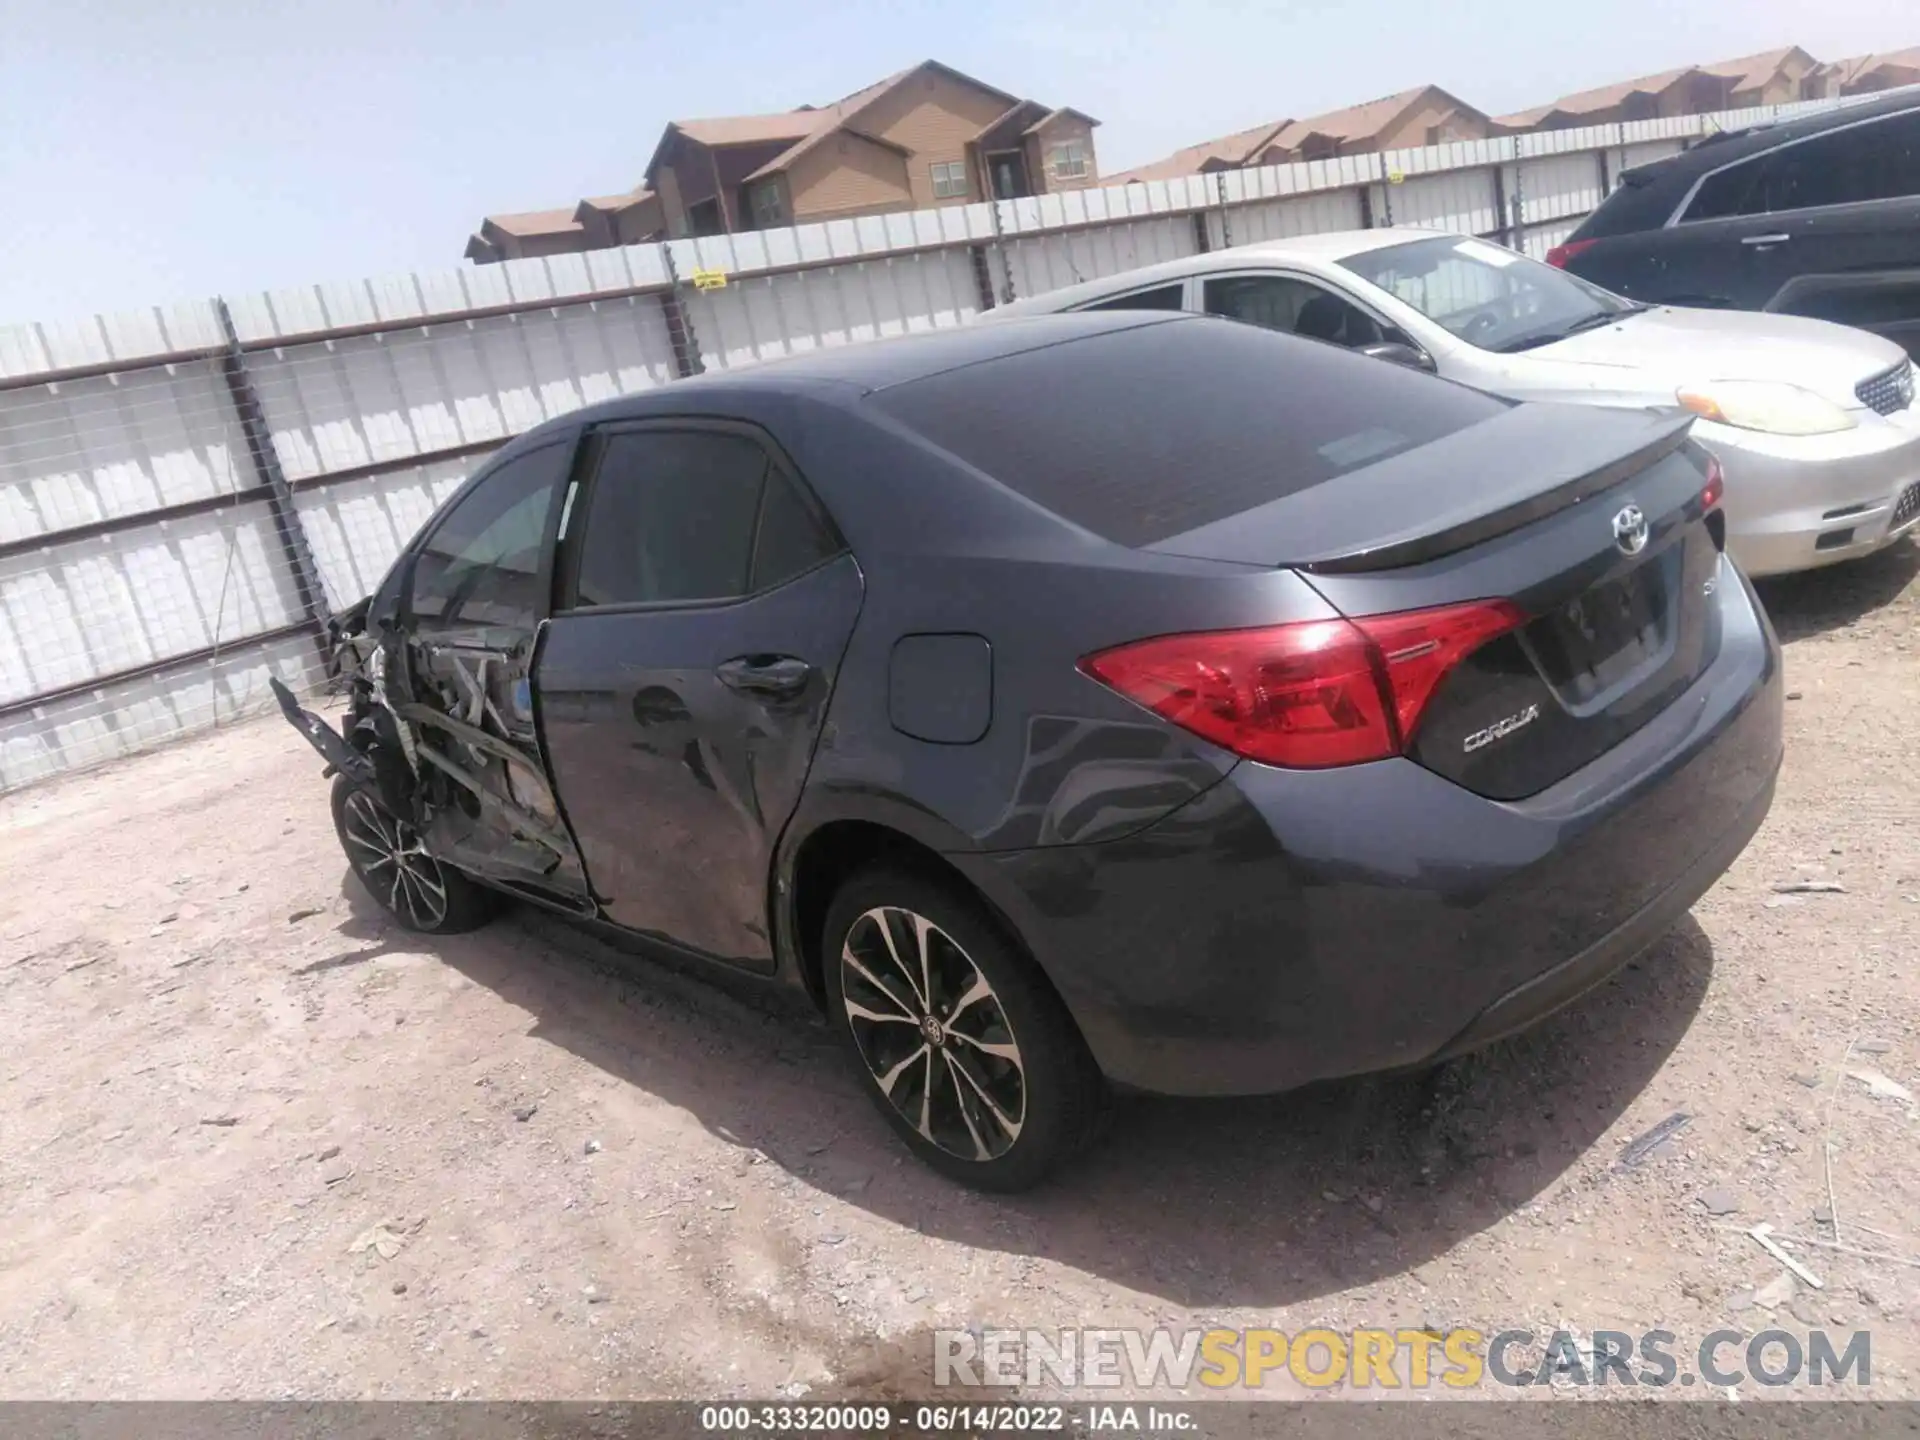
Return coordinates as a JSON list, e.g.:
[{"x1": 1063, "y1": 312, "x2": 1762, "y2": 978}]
[{"x1": 1549, "y1": 90, "x2": 1920, "y2": 356}]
